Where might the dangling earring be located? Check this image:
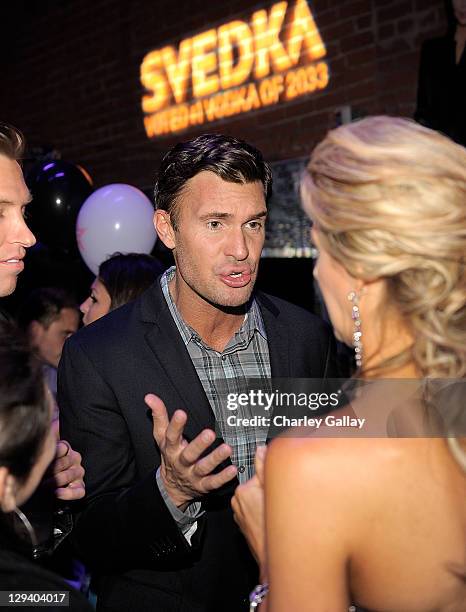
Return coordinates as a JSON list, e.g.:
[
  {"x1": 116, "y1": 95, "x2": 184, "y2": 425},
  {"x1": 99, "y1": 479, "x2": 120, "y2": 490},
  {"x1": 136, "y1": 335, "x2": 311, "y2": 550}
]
[
  {"x1": 12, "y1": 507, "x2": 40, "y2": 559},
  {"x1": 347, "y1": 291, "x2": 363, "y2": 369}
]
